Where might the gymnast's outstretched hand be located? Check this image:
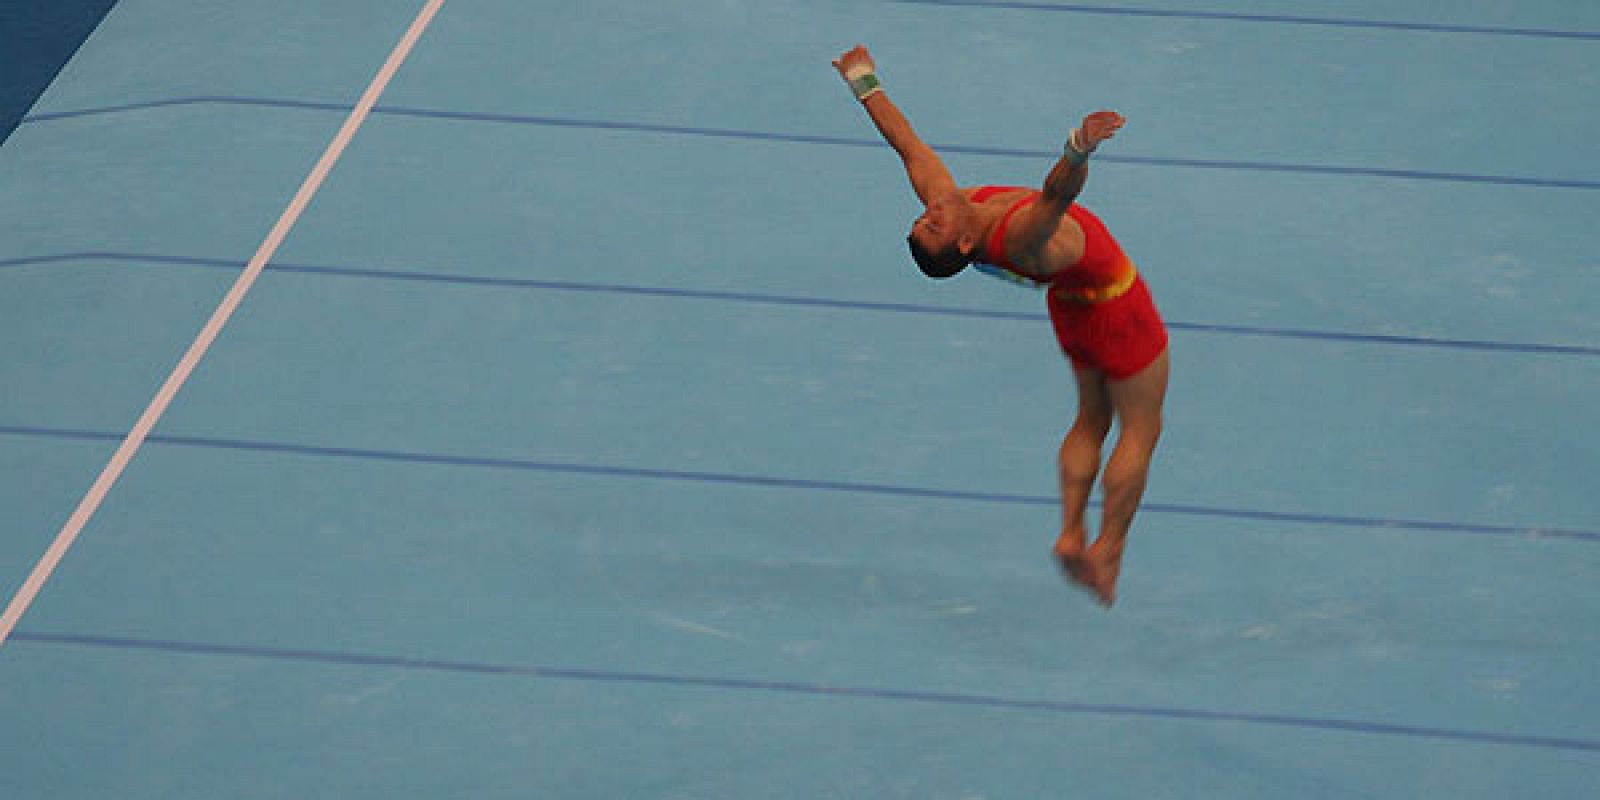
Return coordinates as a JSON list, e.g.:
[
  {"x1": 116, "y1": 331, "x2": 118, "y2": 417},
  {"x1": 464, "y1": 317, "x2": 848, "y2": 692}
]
[
  {"x1": 831, "y1": 44, "x2": 876, "y2": 79},
  {"x1": 1077, "y1": 110, "x2": 1126, "y2": 151}
]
